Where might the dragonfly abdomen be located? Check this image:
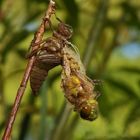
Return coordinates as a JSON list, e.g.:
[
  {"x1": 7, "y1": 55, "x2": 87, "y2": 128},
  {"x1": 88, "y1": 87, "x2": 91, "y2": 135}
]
[
  {"x1": 30, "y1": 51, "x2": 62, "y2": 95},
  {"x1": 30, "y1": 60, "x2": 49, "y2": 95}
]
